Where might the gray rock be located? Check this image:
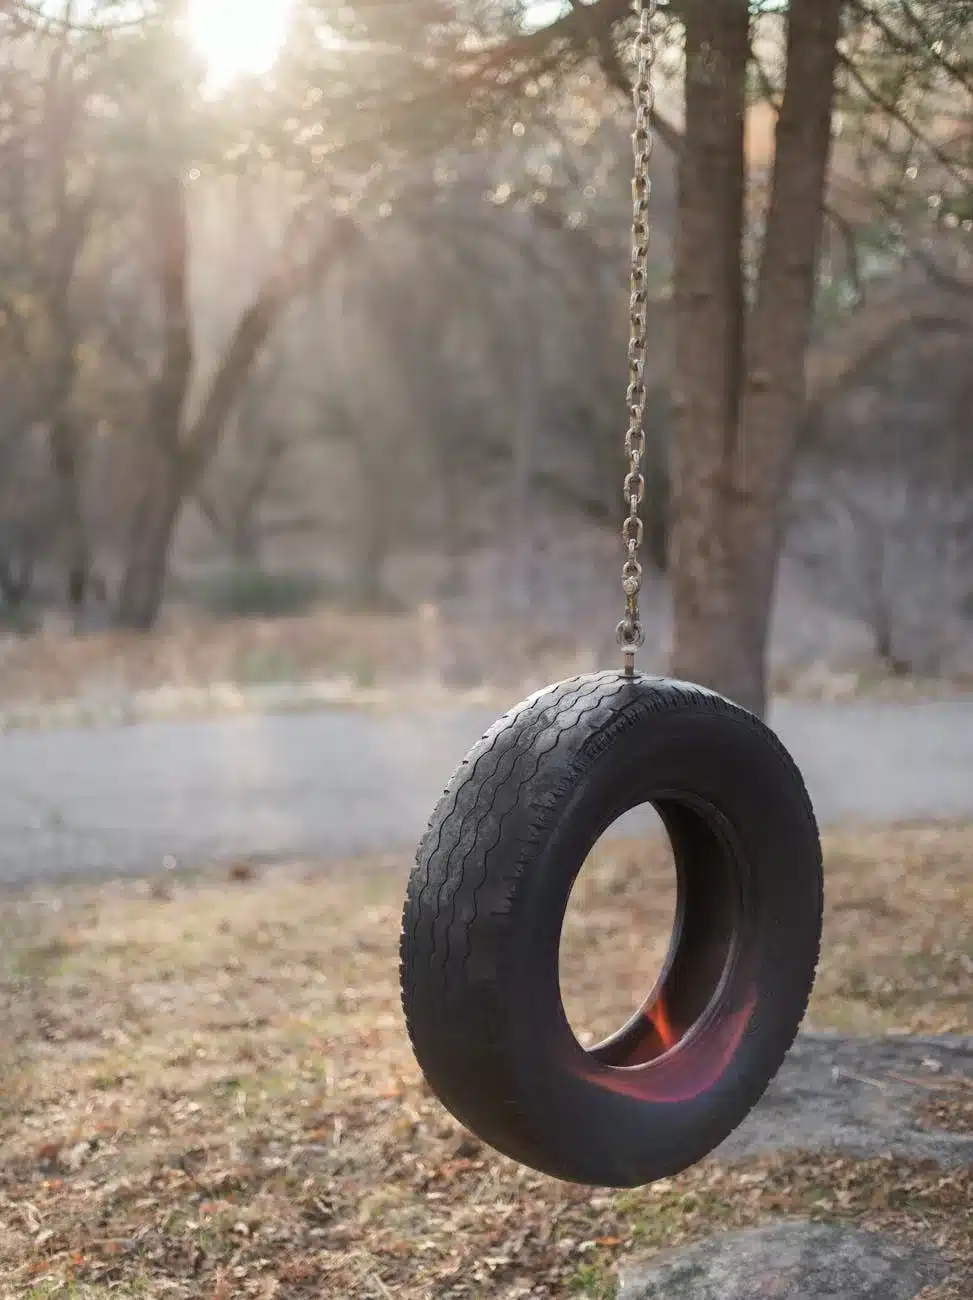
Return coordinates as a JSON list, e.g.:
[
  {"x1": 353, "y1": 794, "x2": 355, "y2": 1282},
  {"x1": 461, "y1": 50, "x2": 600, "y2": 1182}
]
[
  {"x1": 713, "y1": 1033, "x2": 973, "y2": 1167},
  {"x1": 618, "y1": 1221, "x2": 949, "y2": 1299}
]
